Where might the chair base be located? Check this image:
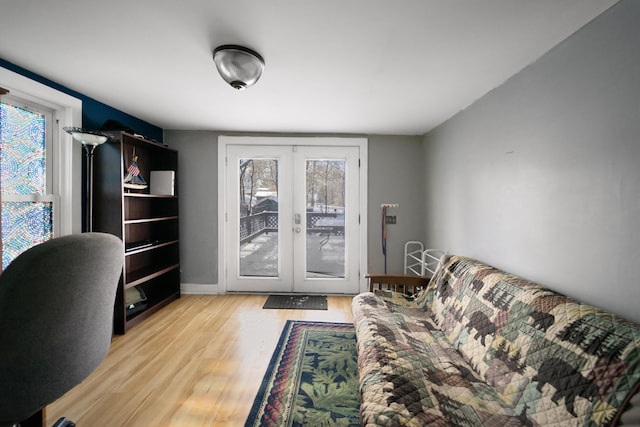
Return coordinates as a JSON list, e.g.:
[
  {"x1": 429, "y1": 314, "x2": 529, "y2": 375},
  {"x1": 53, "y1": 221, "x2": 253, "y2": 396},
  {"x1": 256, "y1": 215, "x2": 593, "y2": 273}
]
[{"x1": 52, "y1": 419, "x2": 75, "y2": 427}]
